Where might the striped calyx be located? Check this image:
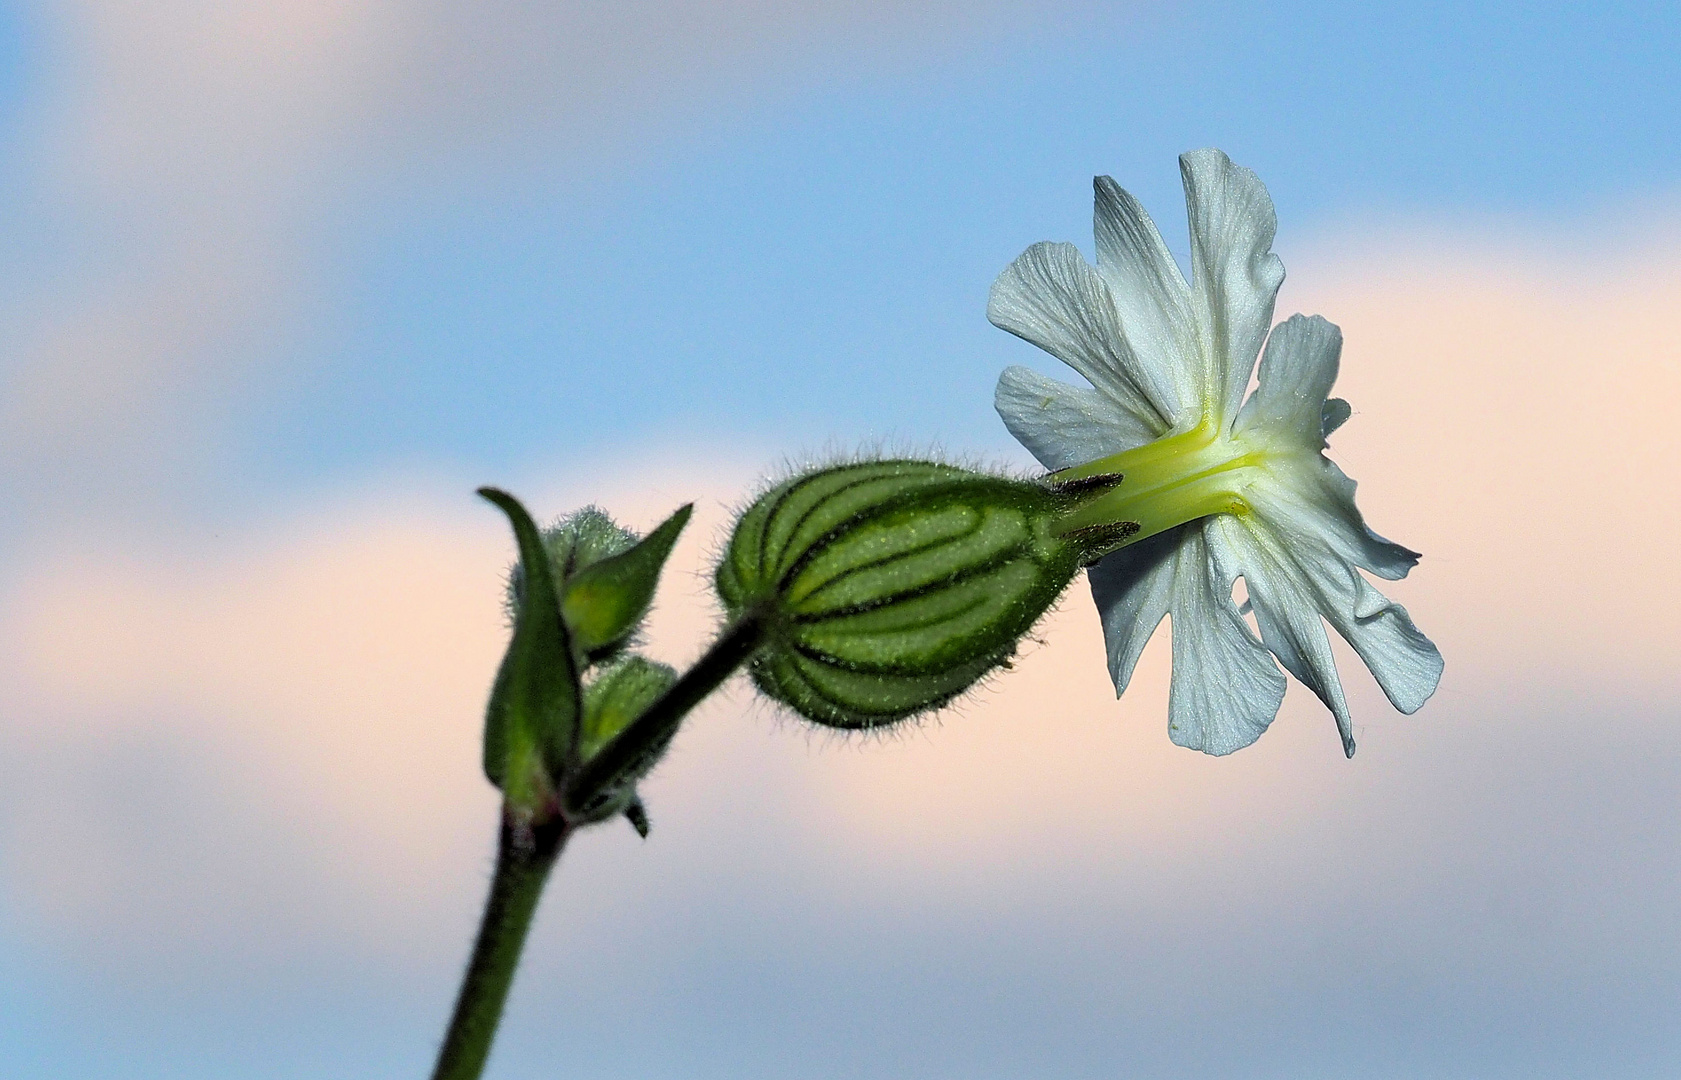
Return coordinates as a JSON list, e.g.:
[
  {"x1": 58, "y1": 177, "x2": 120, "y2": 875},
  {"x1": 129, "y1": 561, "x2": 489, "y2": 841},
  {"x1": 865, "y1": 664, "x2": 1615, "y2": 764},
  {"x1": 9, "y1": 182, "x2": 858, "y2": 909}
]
[{"x1": 715, "y1": 460, "x2": 1083, "y2": 728}]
